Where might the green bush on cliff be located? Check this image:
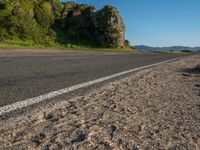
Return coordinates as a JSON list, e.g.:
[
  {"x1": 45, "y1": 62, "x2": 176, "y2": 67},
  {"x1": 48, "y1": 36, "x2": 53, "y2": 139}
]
[
  {"x1": 34, "y1": 2, "x2": 54, "y2": 28},
  {"x1": 0, "y1": 0, "x2": 38, "y2": 40}
]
